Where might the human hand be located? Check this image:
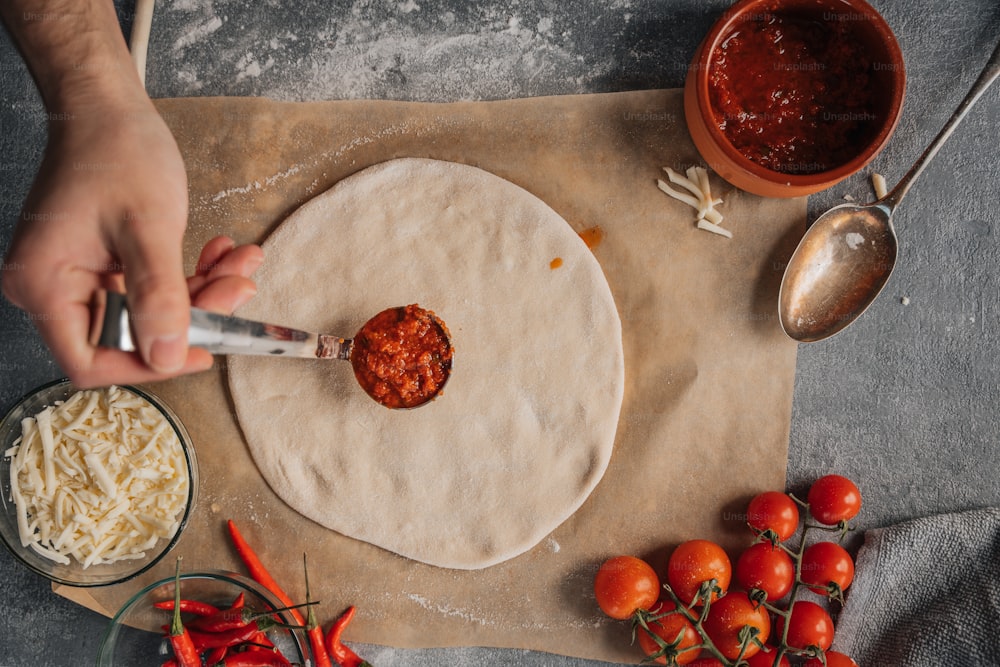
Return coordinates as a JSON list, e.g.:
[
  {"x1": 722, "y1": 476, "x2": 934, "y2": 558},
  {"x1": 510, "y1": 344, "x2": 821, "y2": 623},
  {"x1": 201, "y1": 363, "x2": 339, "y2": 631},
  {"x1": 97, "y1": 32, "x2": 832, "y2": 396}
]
[{"x1": 2, "y1": 94, "x2": 262, "y2": 387}]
